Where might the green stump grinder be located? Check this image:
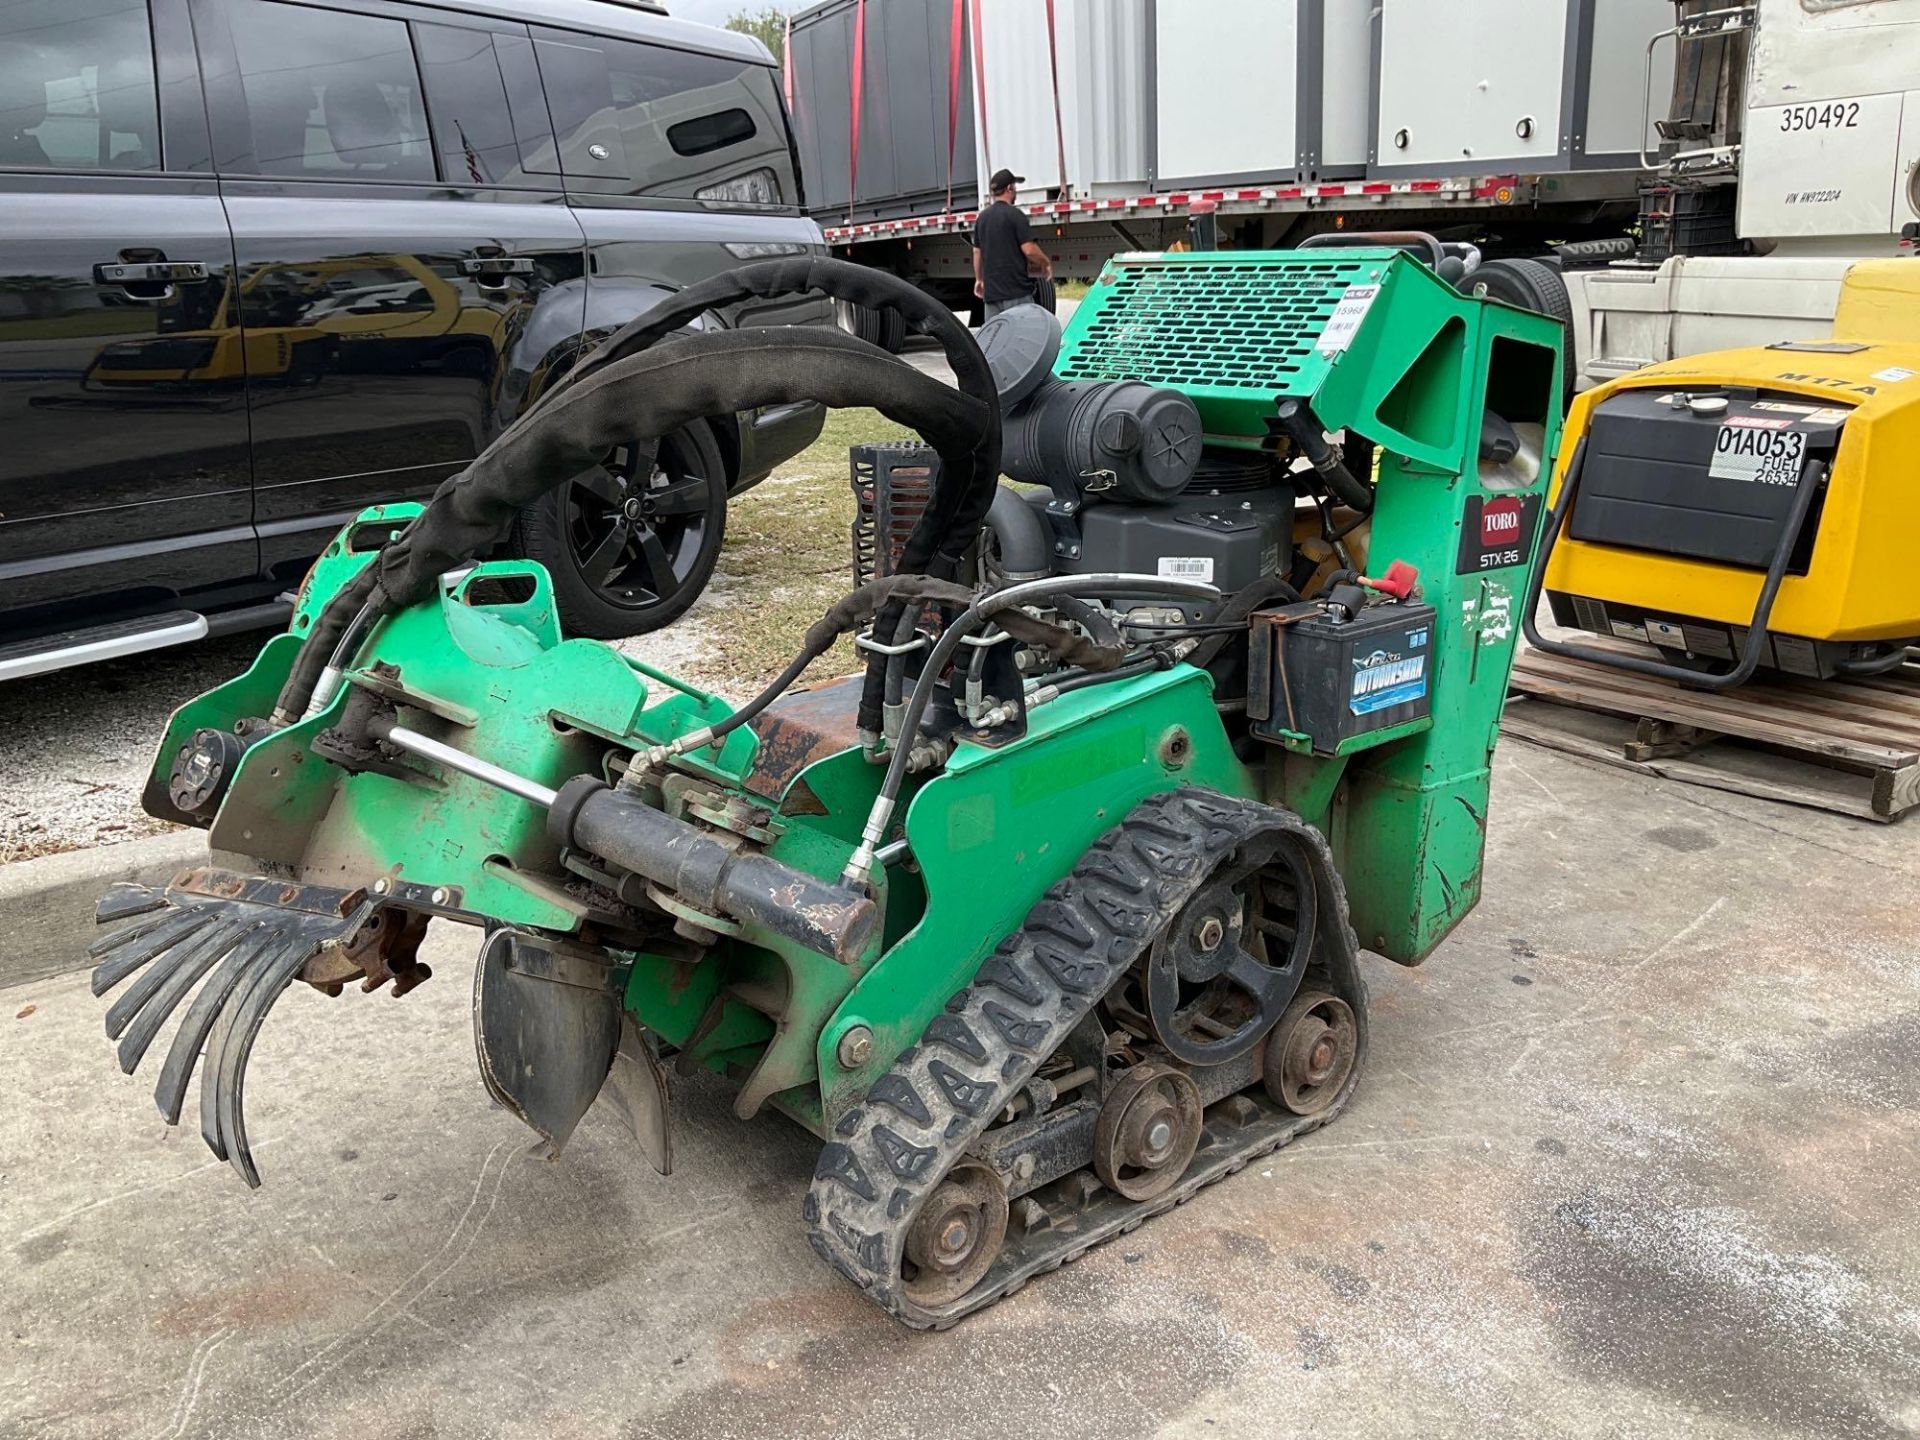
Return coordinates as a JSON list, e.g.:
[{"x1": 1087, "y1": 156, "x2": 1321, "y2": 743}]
[{"x1": 87, "y1": 246, "x2": 1561, "y2": 1326}]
